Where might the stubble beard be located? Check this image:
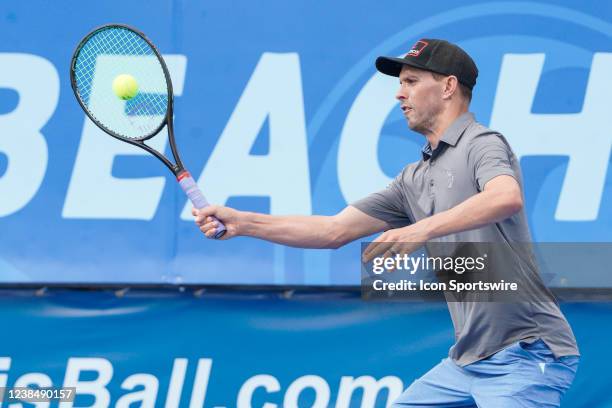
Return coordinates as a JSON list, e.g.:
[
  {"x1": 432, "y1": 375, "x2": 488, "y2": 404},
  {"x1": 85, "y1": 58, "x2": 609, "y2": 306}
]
[{"x1": 407, "y1": 108, "x2": 441, "y2": 137}]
